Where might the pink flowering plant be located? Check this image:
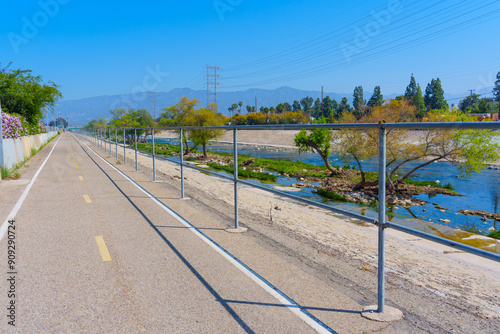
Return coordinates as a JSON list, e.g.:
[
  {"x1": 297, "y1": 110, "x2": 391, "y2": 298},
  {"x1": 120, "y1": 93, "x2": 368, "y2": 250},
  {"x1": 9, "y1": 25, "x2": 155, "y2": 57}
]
[
  {"x1": 1, "y1": 111, "x2": 23, "y2": 139},
  {"x1": 1, "y1": 111, "x2": 47, "y2": 139}
]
